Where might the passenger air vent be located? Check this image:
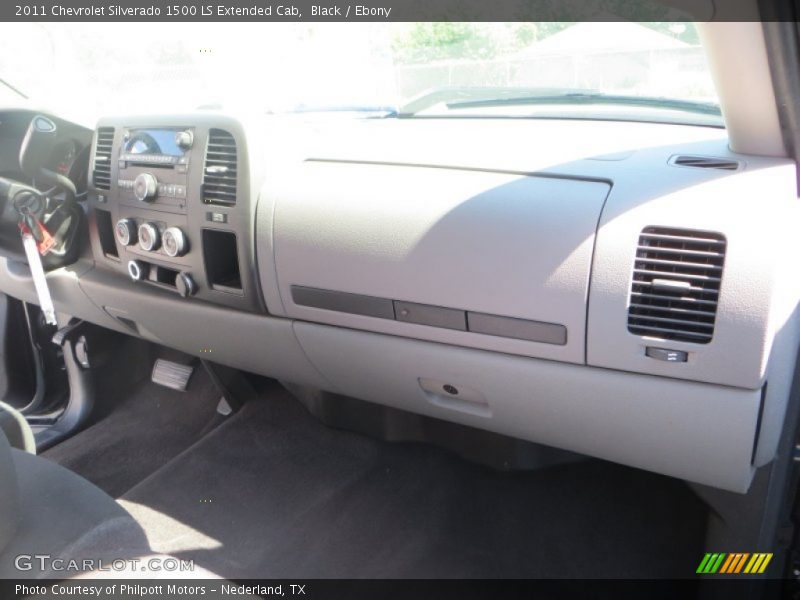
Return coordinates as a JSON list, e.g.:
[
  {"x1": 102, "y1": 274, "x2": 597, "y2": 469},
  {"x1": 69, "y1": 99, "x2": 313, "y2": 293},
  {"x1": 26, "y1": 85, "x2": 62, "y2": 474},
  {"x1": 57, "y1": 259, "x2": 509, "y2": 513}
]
[
  {"x1": 671, "y1": 155, "x2": 741, "y2": 171},
  {"x1": 202, "y1": 129, "x2": 237, "y2": 206},
  {"x1": 627, "y1": 227, "x2": 726, "y2": 344},
  {"x1": 92, "y1": 127, "x2": 114, "y2": 191}
]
